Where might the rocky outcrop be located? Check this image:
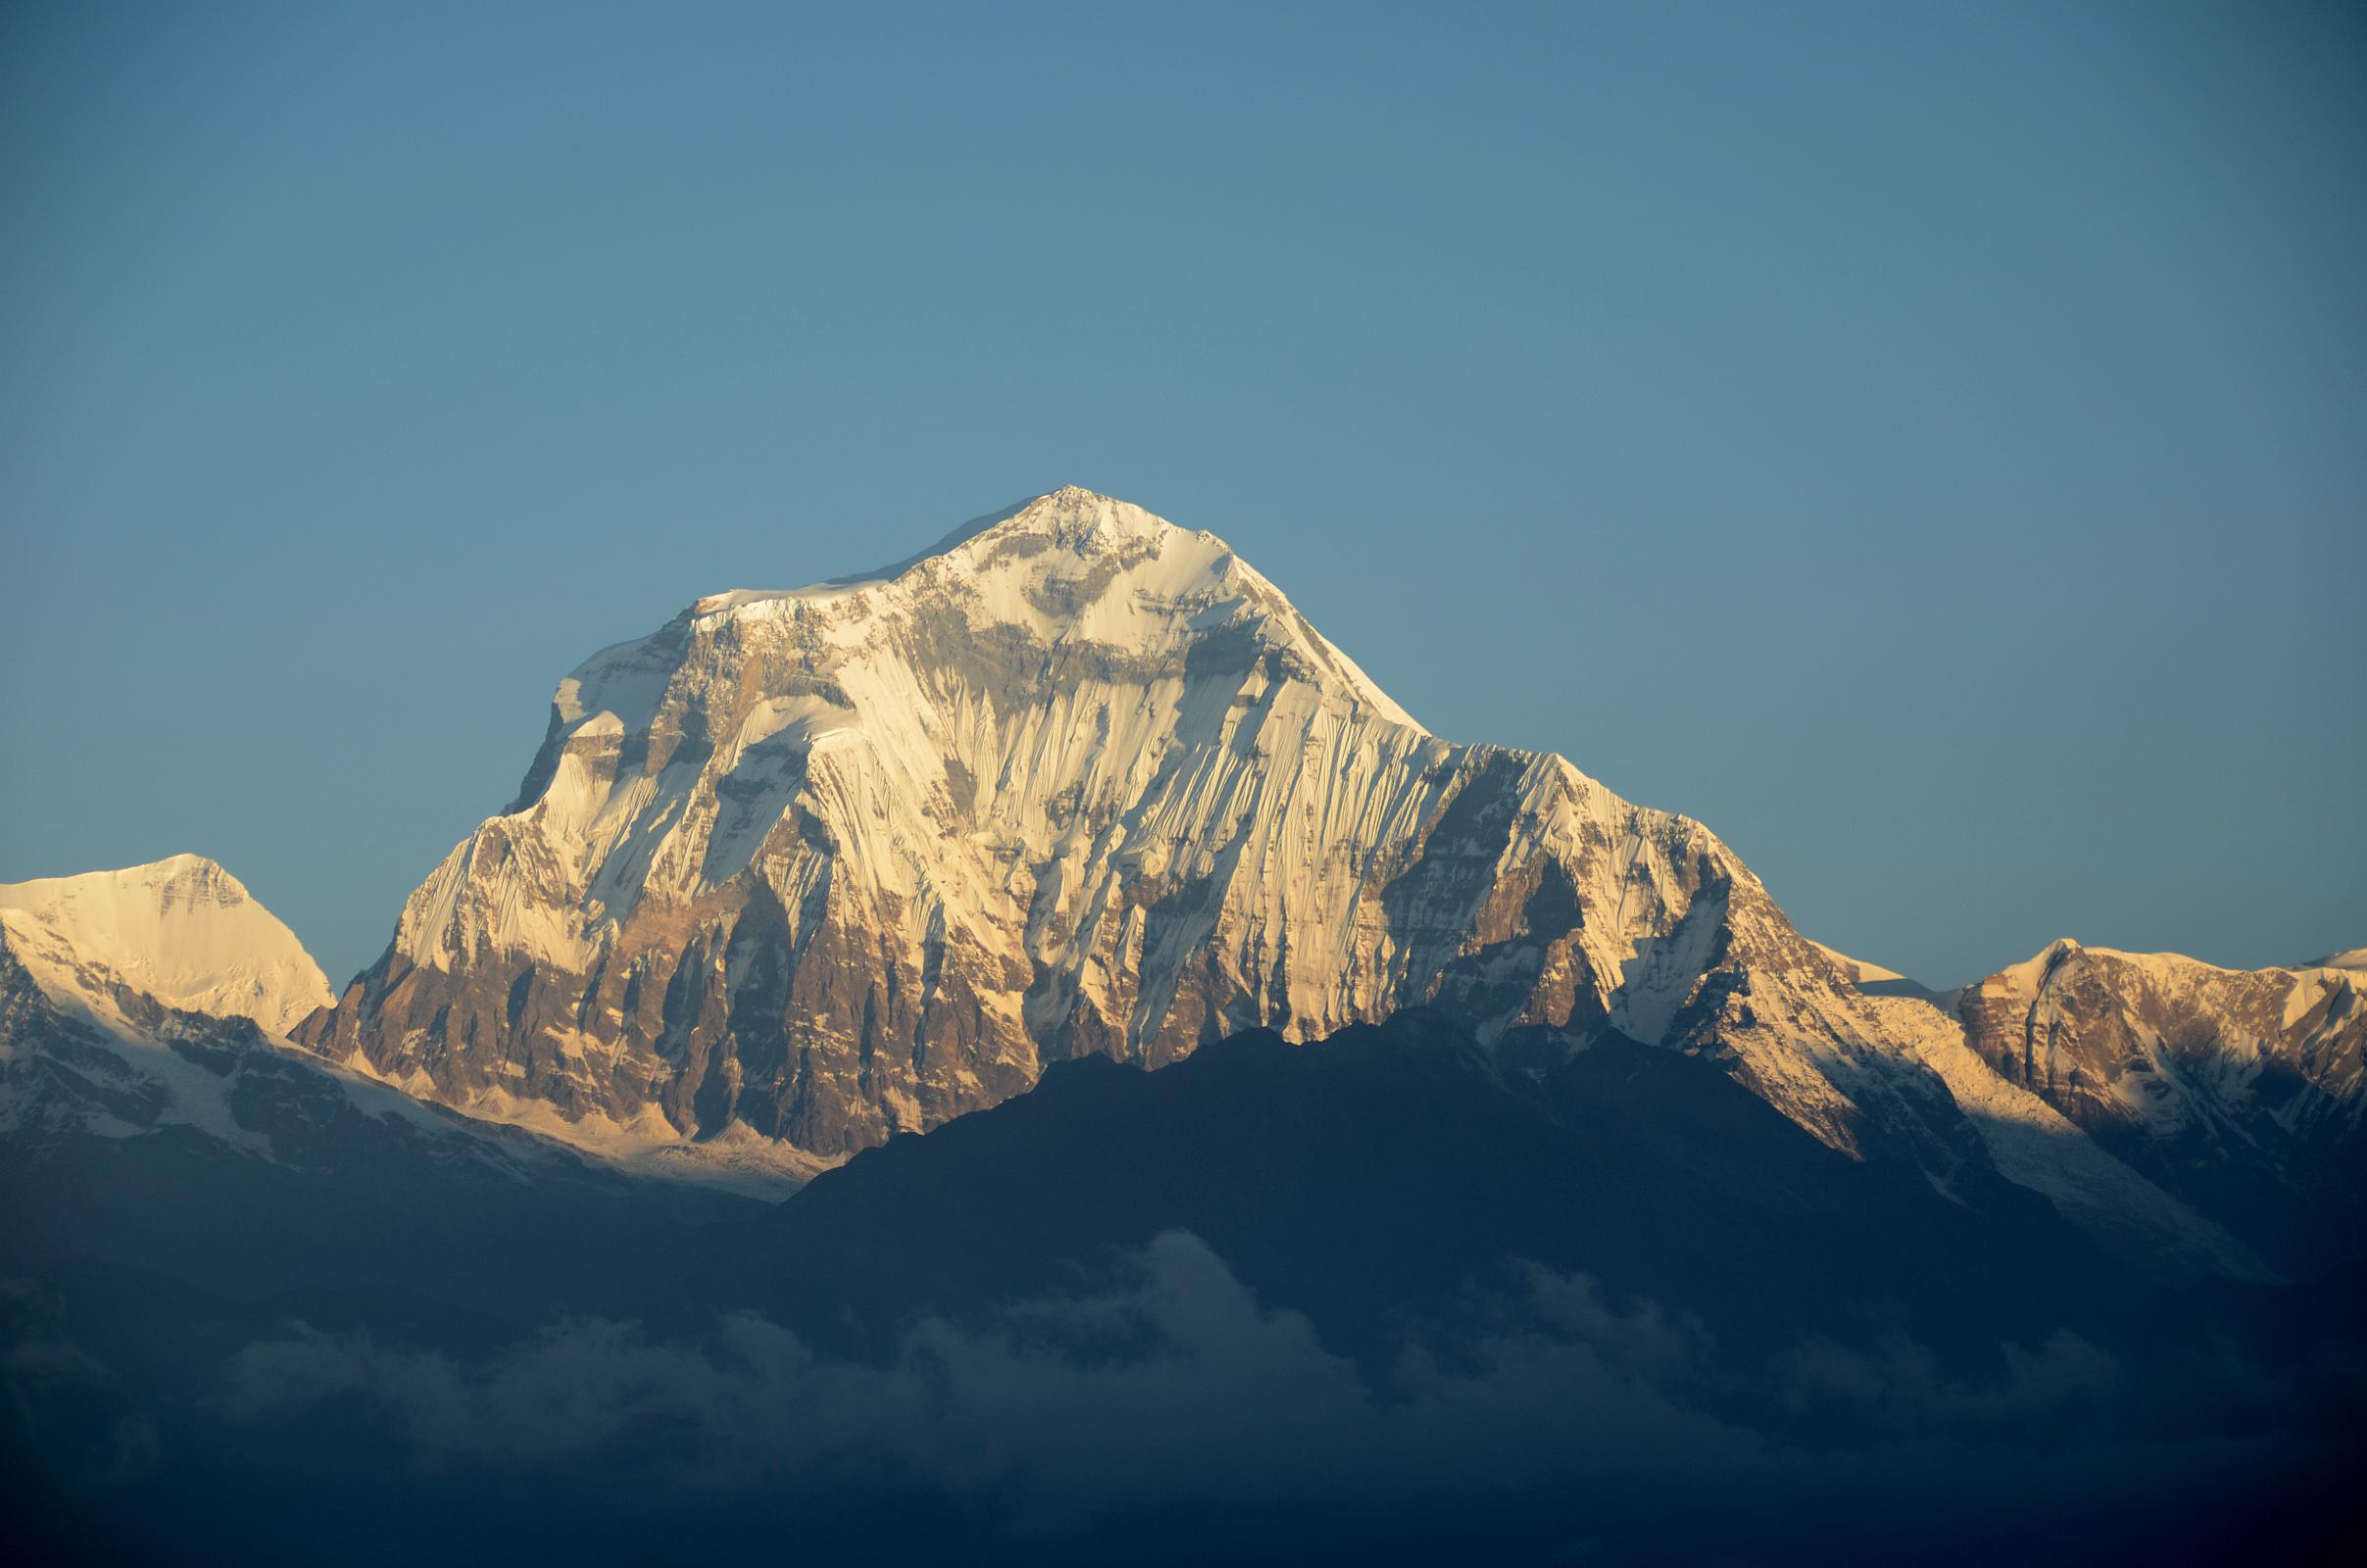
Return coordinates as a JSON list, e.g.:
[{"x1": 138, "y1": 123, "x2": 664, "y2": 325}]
[{"x1": 1958, "y1": 940, "x2": 2367, "y2": 1269}]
